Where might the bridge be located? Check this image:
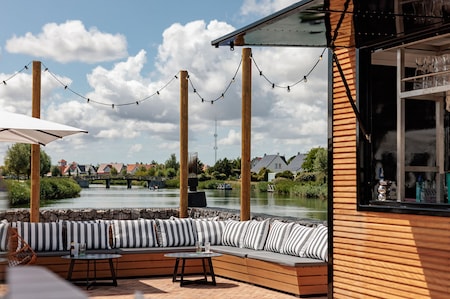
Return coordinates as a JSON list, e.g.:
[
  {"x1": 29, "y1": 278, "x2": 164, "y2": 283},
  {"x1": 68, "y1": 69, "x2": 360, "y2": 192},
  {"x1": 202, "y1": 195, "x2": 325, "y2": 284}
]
[{"x1": 75, "y1": 176, "x2": 166, "y2": 189}]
